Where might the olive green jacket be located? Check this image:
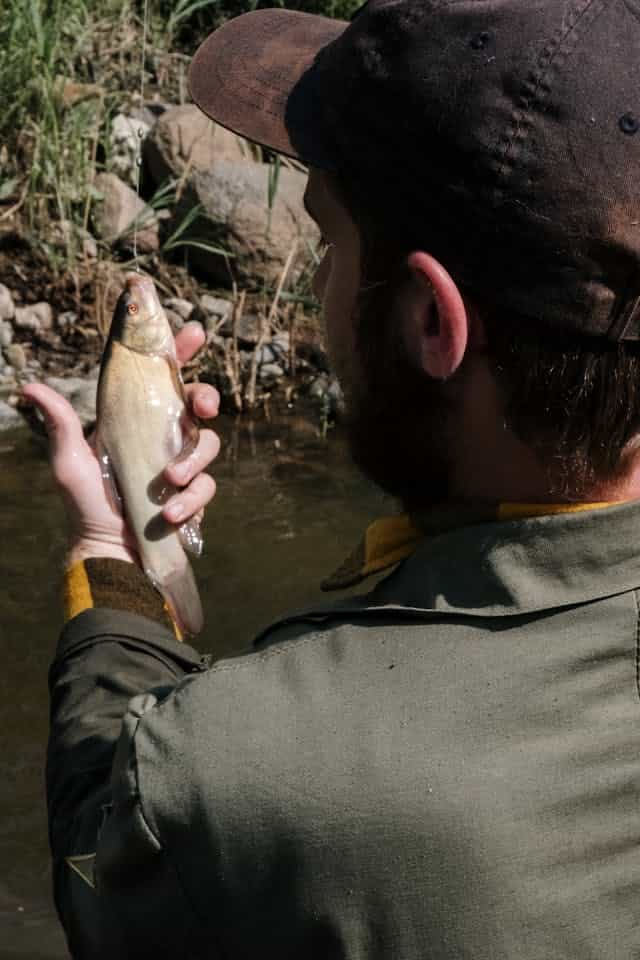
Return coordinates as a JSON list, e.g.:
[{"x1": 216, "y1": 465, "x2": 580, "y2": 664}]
[{"x1": 48, "y1": 502, "x2": 640, "y2": 959}]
